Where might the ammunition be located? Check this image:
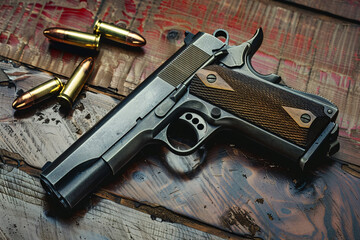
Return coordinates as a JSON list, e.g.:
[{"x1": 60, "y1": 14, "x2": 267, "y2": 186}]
[
  {"x1": 57, "y1": 57, "x2": 94, "y2": 109},
  {"x1": 93, "y1": 20, "x2": 146, "y2": 47},
  {"x1": 12, "y1": 77, "x2": 63, "y2": 110},
  {"x1": 43, "y1": 28, "x2": 100, "y2": 50}
]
